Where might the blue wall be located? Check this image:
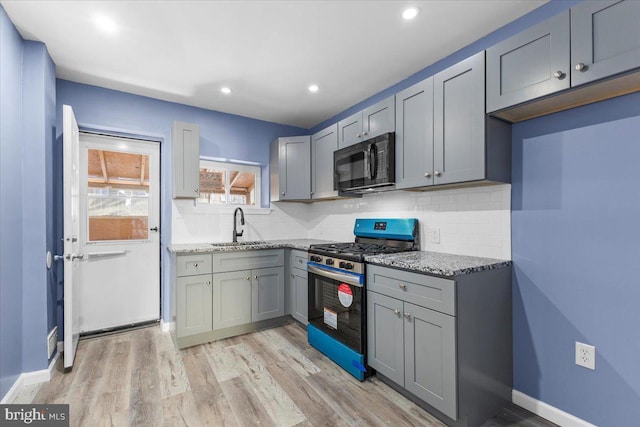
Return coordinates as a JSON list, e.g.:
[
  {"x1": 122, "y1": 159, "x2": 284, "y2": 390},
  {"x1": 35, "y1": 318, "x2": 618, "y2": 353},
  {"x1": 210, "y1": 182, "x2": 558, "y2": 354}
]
[
  {"x1": 0, "y1": 4, "x2": 25, "y2": 399},
  {"x1": 55, "y1": 80, "x2": 306, "y2": 330},
  {"x1": 512, "y1": 93, "x2": 640, "y2": 426},
  {"x1": 1, "y1": 5, "x2": 57, "y2": 398}
]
